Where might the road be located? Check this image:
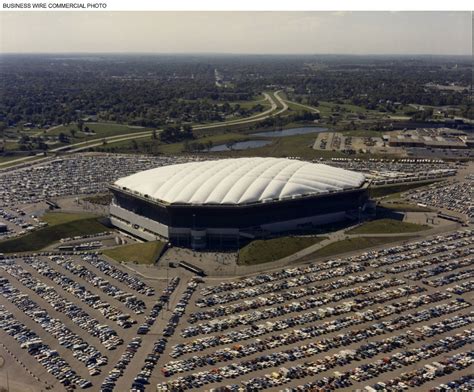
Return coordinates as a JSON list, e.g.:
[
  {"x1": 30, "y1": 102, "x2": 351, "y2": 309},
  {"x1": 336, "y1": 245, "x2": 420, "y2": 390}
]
[
  {"x1": 273, "y1": 90, "x2": 289, "y2": 115},
  {"x1": 65, "y1": 92, "x2": 281, "y2": 153},
  {"x1": 282, "y1": 97, "x2": 320, "y2": 114},
  {"x1": 0, "y1": 91, "x2": 288, "y2": 167}
]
